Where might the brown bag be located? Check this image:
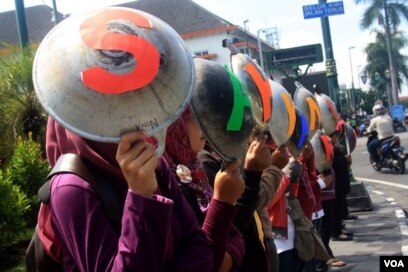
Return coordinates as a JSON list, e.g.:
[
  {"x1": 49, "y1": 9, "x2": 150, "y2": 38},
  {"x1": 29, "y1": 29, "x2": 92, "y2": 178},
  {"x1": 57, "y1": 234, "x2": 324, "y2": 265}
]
[{"x1": 287, "y1": 196, "x2": 330, "y2": 262}]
